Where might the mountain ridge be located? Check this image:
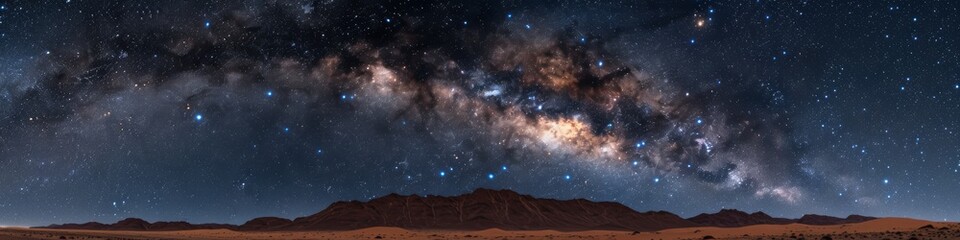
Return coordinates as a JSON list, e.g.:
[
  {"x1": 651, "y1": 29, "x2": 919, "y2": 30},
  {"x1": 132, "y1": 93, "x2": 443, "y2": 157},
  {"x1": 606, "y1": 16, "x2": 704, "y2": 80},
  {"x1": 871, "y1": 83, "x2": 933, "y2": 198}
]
[{"x1": 40, "y1": 188, "x2": 876, "y2": 232}]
